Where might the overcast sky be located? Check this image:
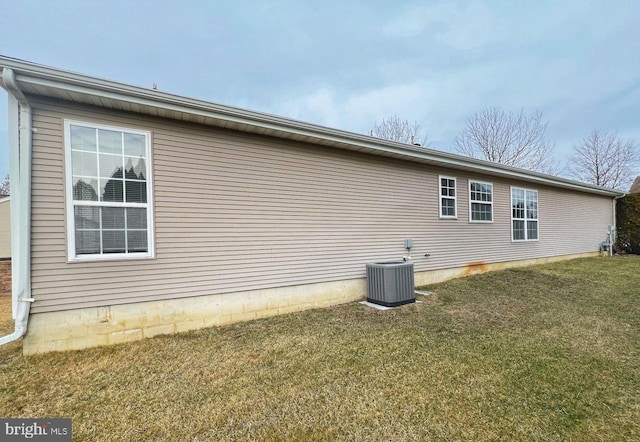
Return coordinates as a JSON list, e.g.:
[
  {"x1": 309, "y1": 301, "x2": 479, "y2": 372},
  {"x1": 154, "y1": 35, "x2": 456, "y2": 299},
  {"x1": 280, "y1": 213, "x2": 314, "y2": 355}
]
[{"x1": 1, "y1": 0, "x2": 639, "y2": 182}]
